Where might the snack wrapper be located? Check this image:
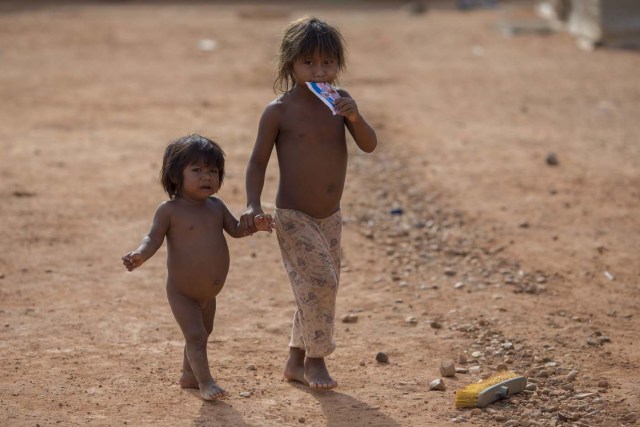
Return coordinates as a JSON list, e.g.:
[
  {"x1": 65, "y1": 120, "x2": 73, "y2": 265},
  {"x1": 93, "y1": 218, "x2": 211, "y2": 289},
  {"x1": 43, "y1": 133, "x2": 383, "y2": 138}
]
[{"x1": 306, "y1": 82, "x2": 341, "y2": 115}]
